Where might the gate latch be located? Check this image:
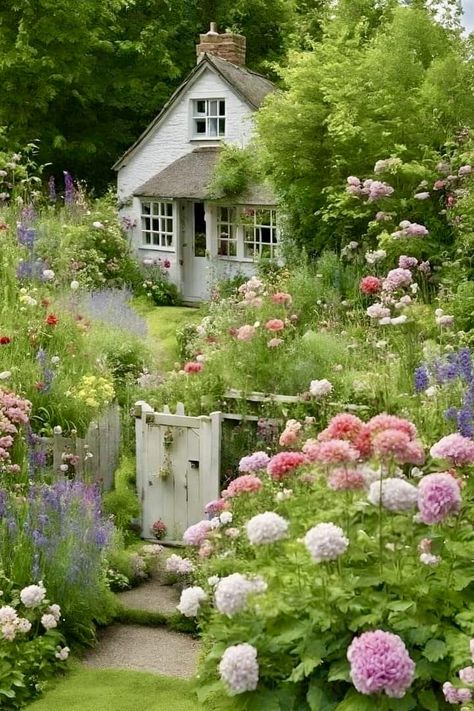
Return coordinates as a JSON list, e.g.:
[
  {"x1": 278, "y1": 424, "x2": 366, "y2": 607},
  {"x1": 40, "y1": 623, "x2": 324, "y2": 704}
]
[{"x1": 188, "y1": 459, "x2": 199, "y2": 469}]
